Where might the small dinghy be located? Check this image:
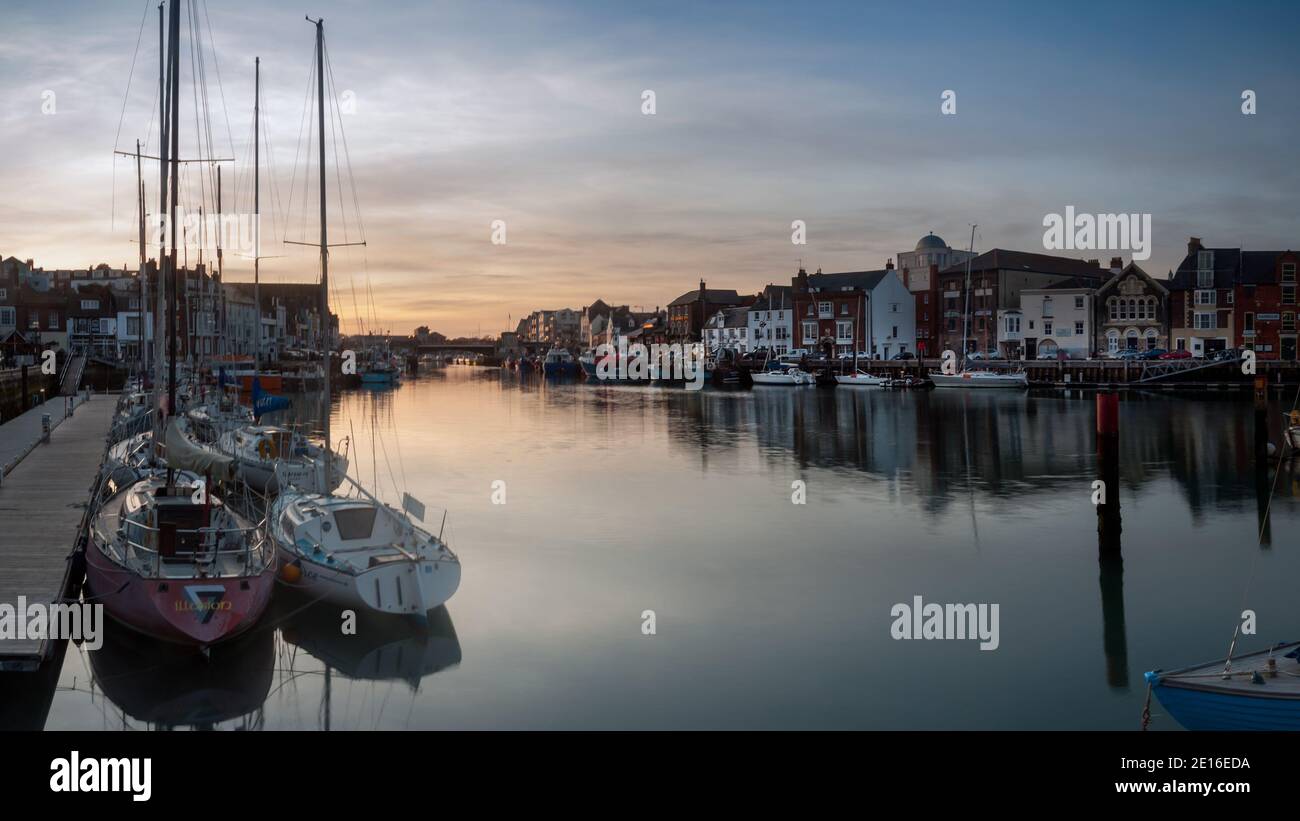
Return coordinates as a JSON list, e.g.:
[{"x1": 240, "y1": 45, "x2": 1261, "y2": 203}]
[
  {"x1": 1146, "y1": 641, "x2": 1300, "y2": 730},
  {"x1": 751, "y1": 366, "x2": 814, "y2": 386}
]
